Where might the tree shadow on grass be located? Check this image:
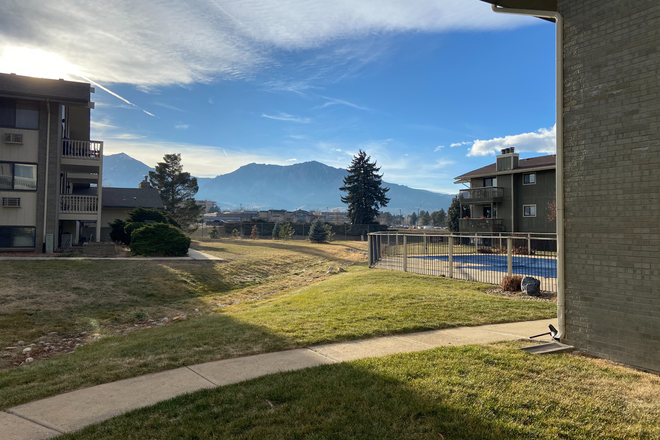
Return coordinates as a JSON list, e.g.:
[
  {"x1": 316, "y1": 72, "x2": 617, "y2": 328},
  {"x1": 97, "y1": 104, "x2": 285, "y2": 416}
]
[{"x1": 61, "y1": 350, "x2": 525, "y2": 440}]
